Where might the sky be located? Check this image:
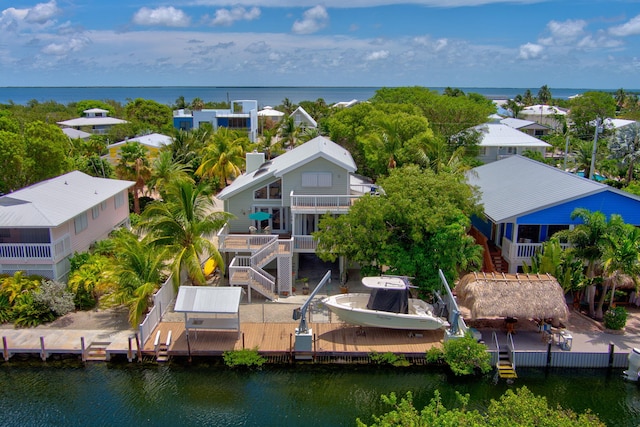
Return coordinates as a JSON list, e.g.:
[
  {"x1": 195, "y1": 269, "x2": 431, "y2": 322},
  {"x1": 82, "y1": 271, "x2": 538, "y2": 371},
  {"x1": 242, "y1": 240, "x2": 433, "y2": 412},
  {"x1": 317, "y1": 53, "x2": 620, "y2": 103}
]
[{"x1": 1, "y1": 0, "x2": 640, "y2": 88}]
